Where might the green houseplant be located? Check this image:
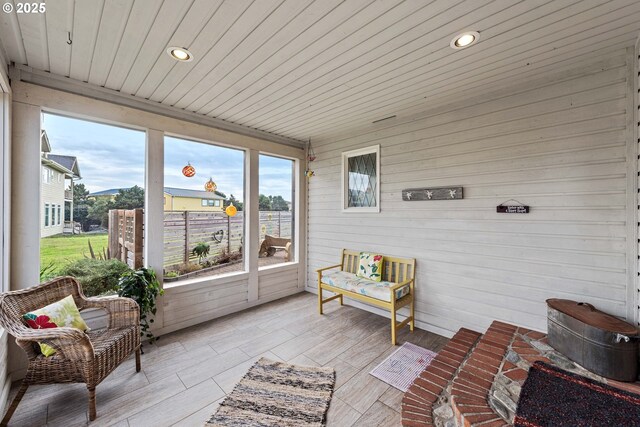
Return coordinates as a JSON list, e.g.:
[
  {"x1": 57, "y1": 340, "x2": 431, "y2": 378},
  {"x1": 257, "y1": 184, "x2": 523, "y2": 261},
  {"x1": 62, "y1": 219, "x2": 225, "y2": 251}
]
[{"x1": 117, "y1": 267, "x2": 164, "y2": 343}]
